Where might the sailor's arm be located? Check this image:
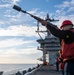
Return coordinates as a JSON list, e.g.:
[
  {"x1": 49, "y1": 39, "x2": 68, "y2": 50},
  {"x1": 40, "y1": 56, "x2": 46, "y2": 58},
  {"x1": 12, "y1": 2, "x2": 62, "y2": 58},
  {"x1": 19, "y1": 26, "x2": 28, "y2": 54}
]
[{"x1": 40, "y1": 20, "x2": 65, "y2": 38}]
